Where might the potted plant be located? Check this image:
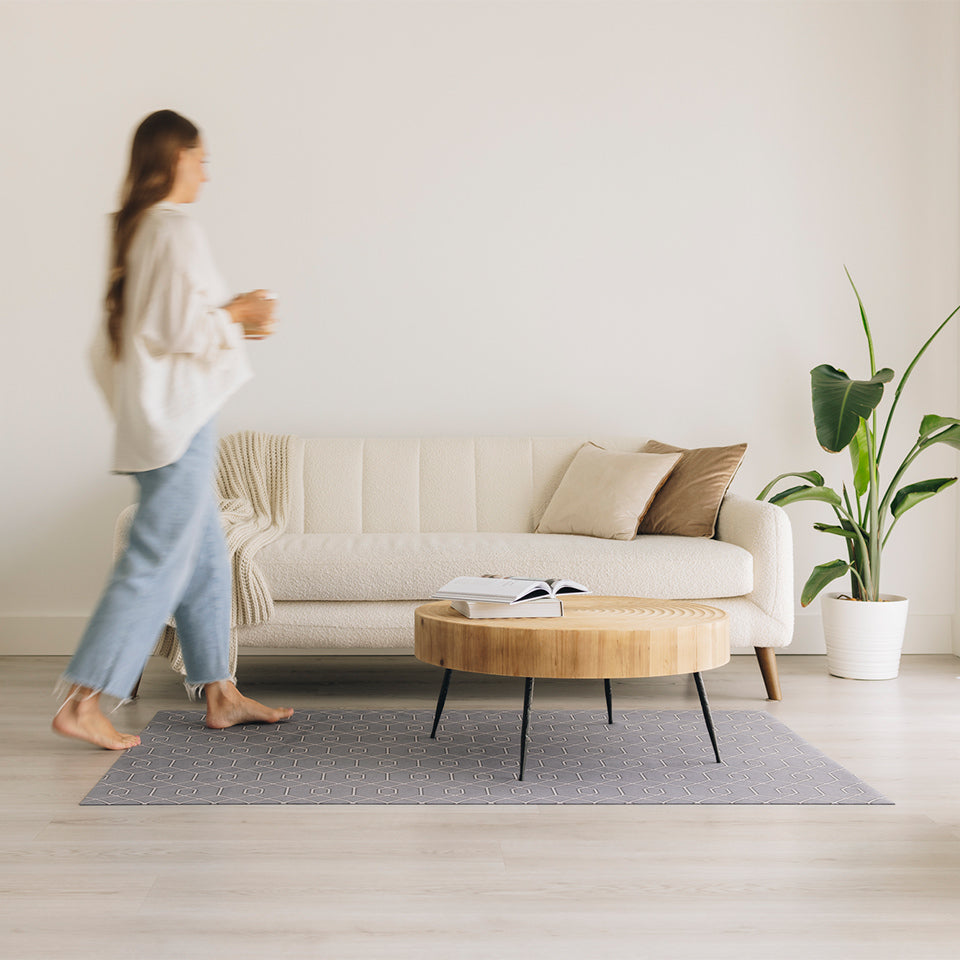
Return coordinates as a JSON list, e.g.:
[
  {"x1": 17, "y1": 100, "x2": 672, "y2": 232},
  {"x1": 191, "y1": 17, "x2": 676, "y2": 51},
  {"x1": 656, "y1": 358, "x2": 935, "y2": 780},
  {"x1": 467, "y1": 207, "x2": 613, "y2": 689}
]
[{"x1": 758, "y1": 270, "x2": 960, "y2": 679}]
